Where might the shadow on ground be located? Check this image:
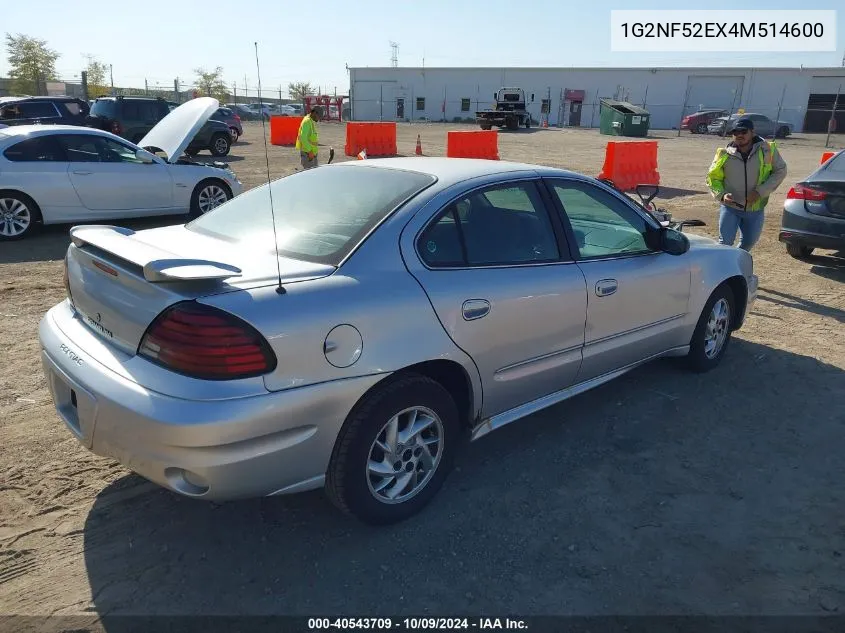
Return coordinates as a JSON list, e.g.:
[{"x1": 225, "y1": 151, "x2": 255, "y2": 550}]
[
  {"x1": 0, "y1": 216, "x2": 187, "y2": 265},
  {"x1": 83, "y1": 339, "x2": 845, "y2": 621}
]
